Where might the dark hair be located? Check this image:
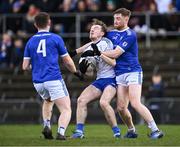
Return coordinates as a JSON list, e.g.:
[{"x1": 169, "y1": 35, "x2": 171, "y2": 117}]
[
  {"x1": 34, "y1": 12, "x2": 50, "y2": 29},
  {"x1": 113, "y1": 8, "x2": 131, "y2": 17},
  {"x1": 91, "y1": 18, "x2": 107, "y2": 33}
]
